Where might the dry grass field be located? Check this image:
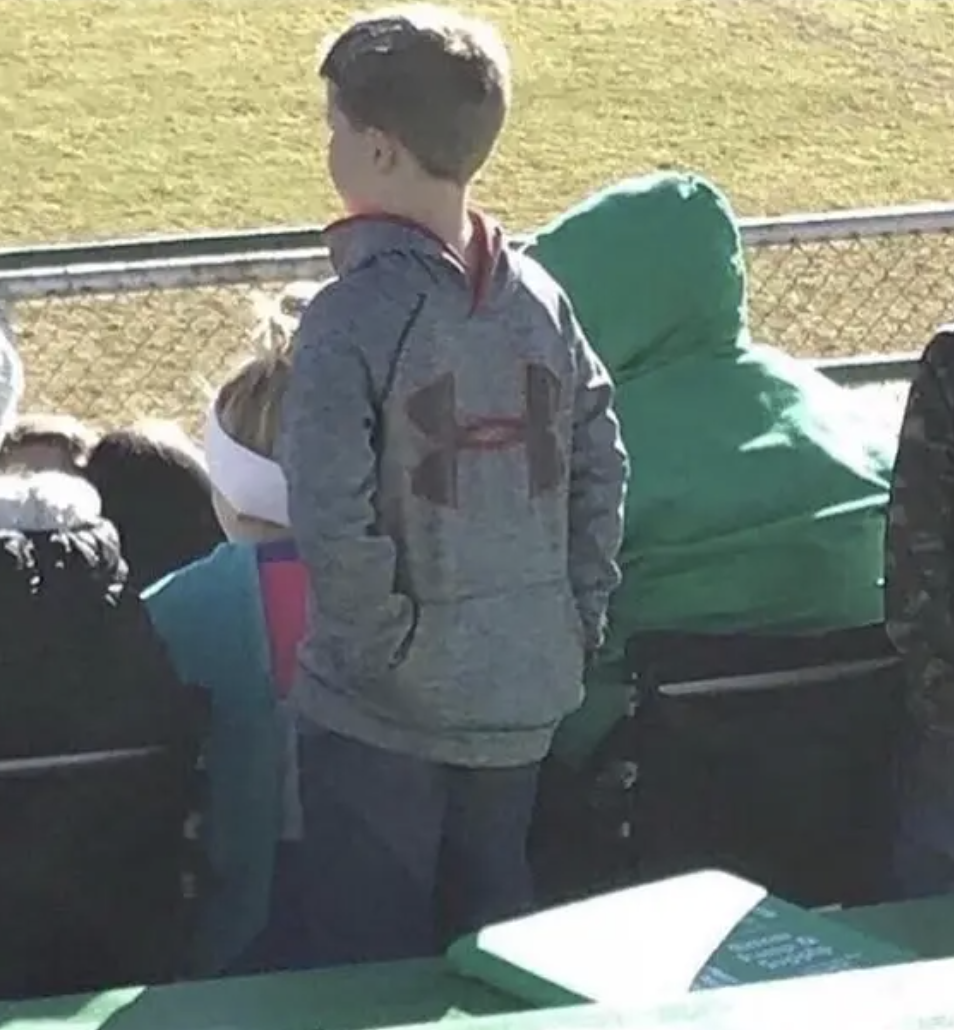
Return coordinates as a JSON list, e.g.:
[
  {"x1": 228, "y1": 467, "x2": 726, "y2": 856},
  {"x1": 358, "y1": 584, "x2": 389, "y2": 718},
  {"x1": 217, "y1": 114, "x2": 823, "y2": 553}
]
[{"x1": 2, "y1": 0, "x2": 954, "y2": 425}]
